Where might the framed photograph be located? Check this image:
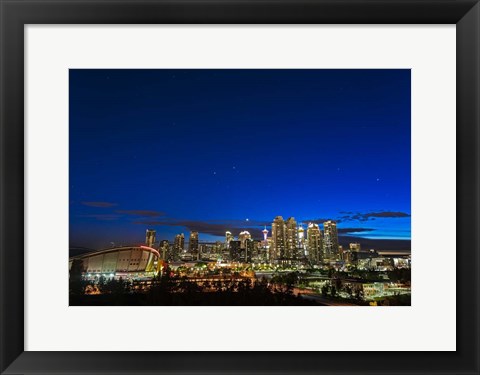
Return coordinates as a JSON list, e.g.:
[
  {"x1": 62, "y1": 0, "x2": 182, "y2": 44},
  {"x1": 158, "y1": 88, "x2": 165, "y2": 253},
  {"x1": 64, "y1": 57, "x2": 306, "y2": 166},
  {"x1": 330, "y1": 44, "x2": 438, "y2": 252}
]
[{"x1": 1, "y1": 0, "x2": 478, "y2": 374}]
